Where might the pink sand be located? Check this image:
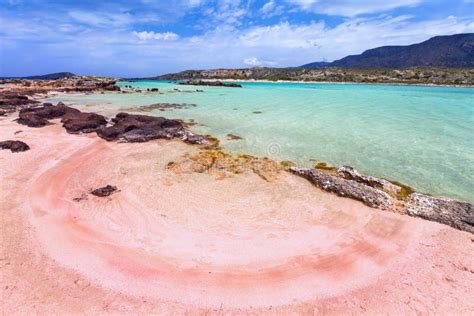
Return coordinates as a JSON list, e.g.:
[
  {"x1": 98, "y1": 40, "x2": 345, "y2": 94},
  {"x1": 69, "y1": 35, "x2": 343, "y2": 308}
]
[{"x1": 1, "y1": 117, "x2": 473, "y2": 314}]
